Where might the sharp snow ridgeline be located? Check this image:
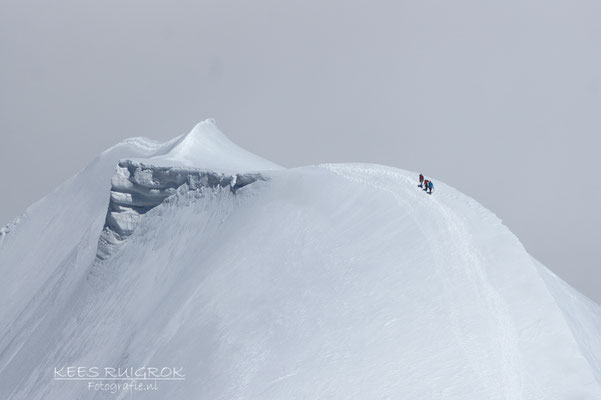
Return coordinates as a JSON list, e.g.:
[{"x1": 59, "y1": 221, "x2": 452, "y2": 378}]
[{"x1": 0, "y1": 119, "x2": 600, "y2": 399}]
